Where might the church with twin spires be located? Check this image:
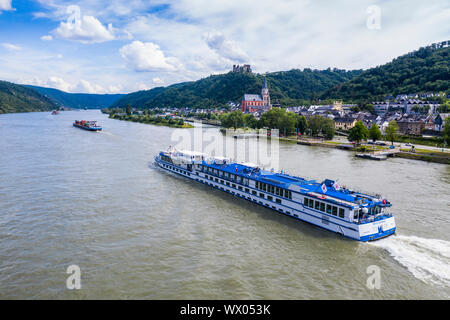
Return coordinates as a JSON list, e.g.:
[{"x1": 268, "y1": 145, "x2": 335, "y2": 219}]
[{"x1": 241, "y1": 77, "x2": 272, "y2": 113}]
